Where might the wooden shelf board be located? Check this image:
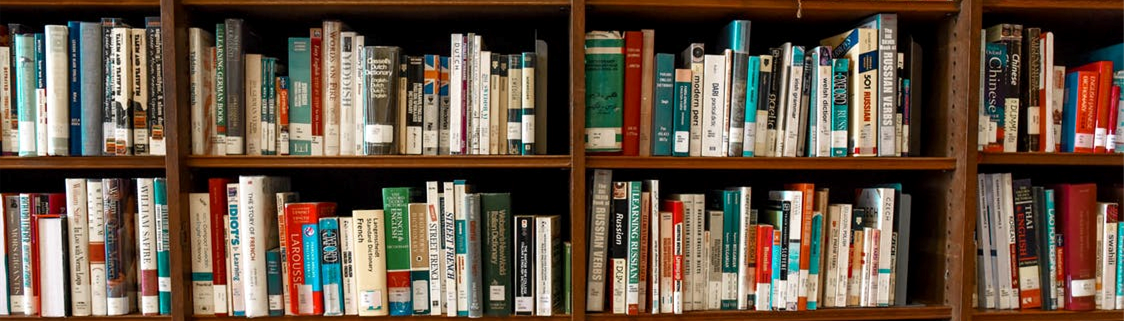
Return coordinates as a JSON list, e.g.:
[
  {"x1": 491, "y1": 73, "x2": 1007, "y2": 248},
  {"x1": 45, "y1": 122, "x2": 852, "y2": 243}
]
[
  {"x1": 0, "y1": 0, "x2": 158, "y2": 7},
  {"x1": 587, "y1": 306, "x2": 953, "y2": 321},
  {"x1": 972, "y1": 309, "x2": 1124, "y2": 321},
  {"x1": 182, "y1": 0, "x2": 569, "y2": 6},
  {"x1": 983, "y1": 0, "x2": 1123, "y2": 12},
  {"x1": 586, "y1": 0, "x2": 959, "y2": 21},
  {"x1": 192, "y1": 315, "x2": 570, "y2": 320},
  {"x1": 0, "y1": 156, "x2": 166, "y2": 170},
  {"x1": 186, "y1": 155, "x2": 573, "y2": 169},
  {"x1": 586, "y1": 156, "x2": 958, "y2": 170},
  {"x1": 0, "y1": 315, "x2": 170, "y2": 320},
  {"x1": 977, "y1": 152, "x2": 1124, "y2": 166}
]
